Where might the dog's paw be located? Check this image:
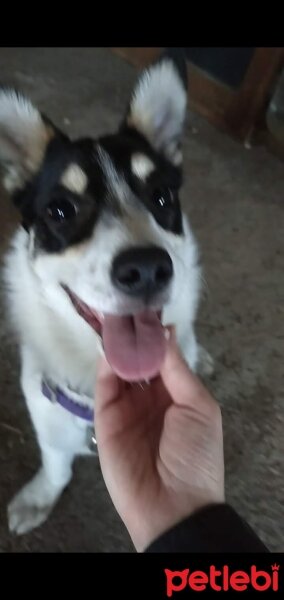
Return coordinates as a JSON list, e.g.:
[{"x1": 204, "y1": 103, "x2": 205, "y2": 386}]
[
  {"x1": 197, "y1": 345, "x2": 215, "y2": 377},
  {"x1": 8, "y1": 494, "x2": 52, "y2": 535},
  {"x1": 8, "y1": 473, "x2": 55, "y2": 535}
]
